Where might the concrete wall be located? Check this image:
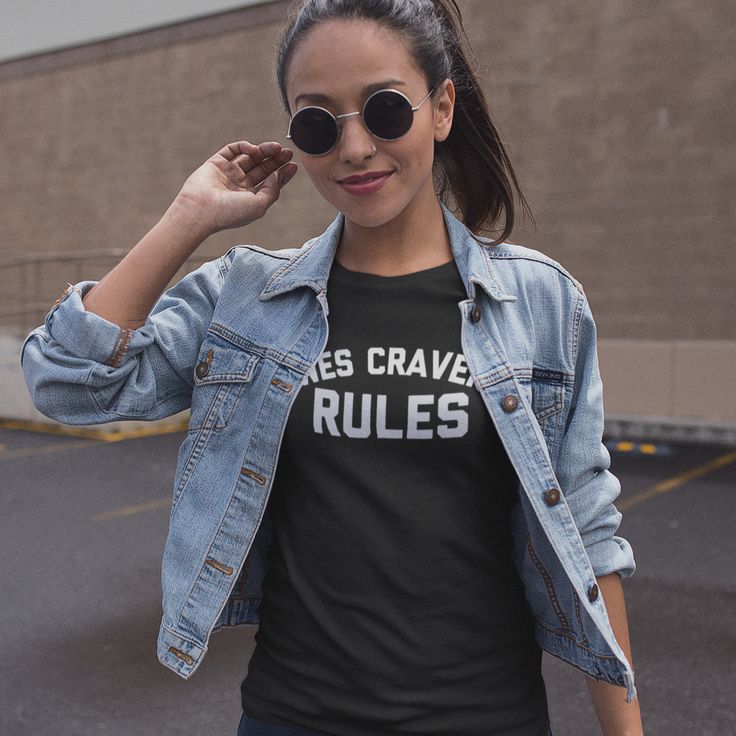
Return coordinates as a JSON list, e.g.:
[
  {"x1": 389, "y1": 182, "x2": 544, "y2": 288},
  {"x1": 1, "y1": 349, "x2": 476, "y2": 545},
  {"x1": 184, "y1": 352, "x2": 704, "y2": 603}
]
[{"x1": 1, "y1": 0, "x2": 734, "y2": 433}]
